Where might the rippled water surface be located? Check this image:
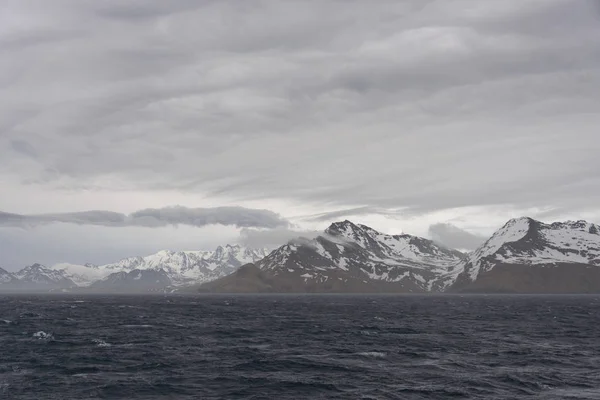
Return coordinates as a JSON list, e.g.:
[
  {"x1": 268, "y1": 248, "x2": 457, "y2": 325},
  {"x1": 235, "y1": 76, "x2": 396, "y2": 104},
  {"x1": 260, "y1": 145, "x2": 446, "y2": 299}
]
[{"x1": 1, "y1": 294, "x2": 600, "y2": 399}]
